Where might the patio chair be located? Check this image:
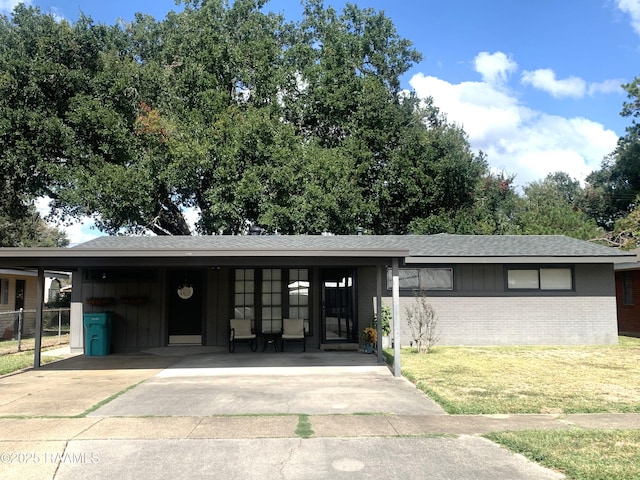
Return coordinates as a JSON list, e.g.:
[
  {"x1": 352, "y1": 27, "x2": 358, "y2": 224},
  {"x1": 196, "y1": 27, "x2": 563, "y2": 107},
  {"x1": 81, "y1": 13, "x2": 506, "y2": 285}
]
[
  {"x1": 229, "y1": 319, "x2": 257, "y2": 353},
  {"x1": 281, "y1": 318, "x2": 305, "y2": 352}
]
